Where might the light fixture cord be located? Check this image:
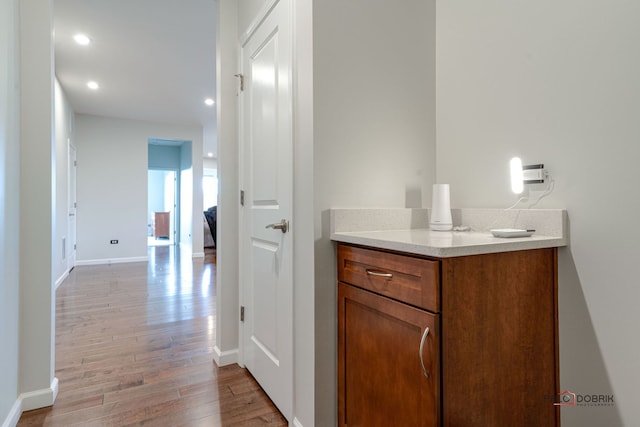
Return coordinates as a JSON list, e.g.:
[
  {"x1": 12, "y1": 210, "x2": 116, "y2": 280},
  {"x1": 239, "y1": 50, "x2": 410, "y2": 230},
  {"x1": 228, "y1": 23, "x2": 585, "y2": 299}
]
[
  {"x1": 505, "y1": 196, "x2": 527, "y2": 210},
  {"x1": 485, "y1": 172, "x2": 556, "y2": 231},
  {"x1": 528, "y1": 175, "x2": 555, "y2": 208}
]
